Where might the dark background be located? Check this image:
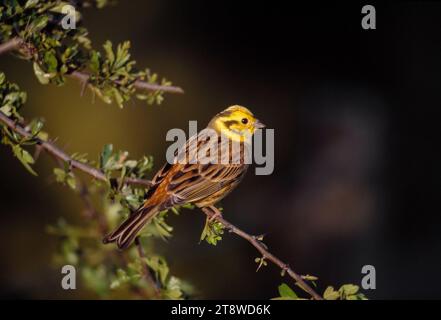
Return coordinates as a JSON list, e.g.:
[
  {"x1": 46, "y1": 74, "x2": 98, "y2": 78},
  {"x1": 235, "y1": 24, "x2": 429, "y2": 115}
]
[{"x1": 1, "y1": 0, "x2": 441, "y2": 299}]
